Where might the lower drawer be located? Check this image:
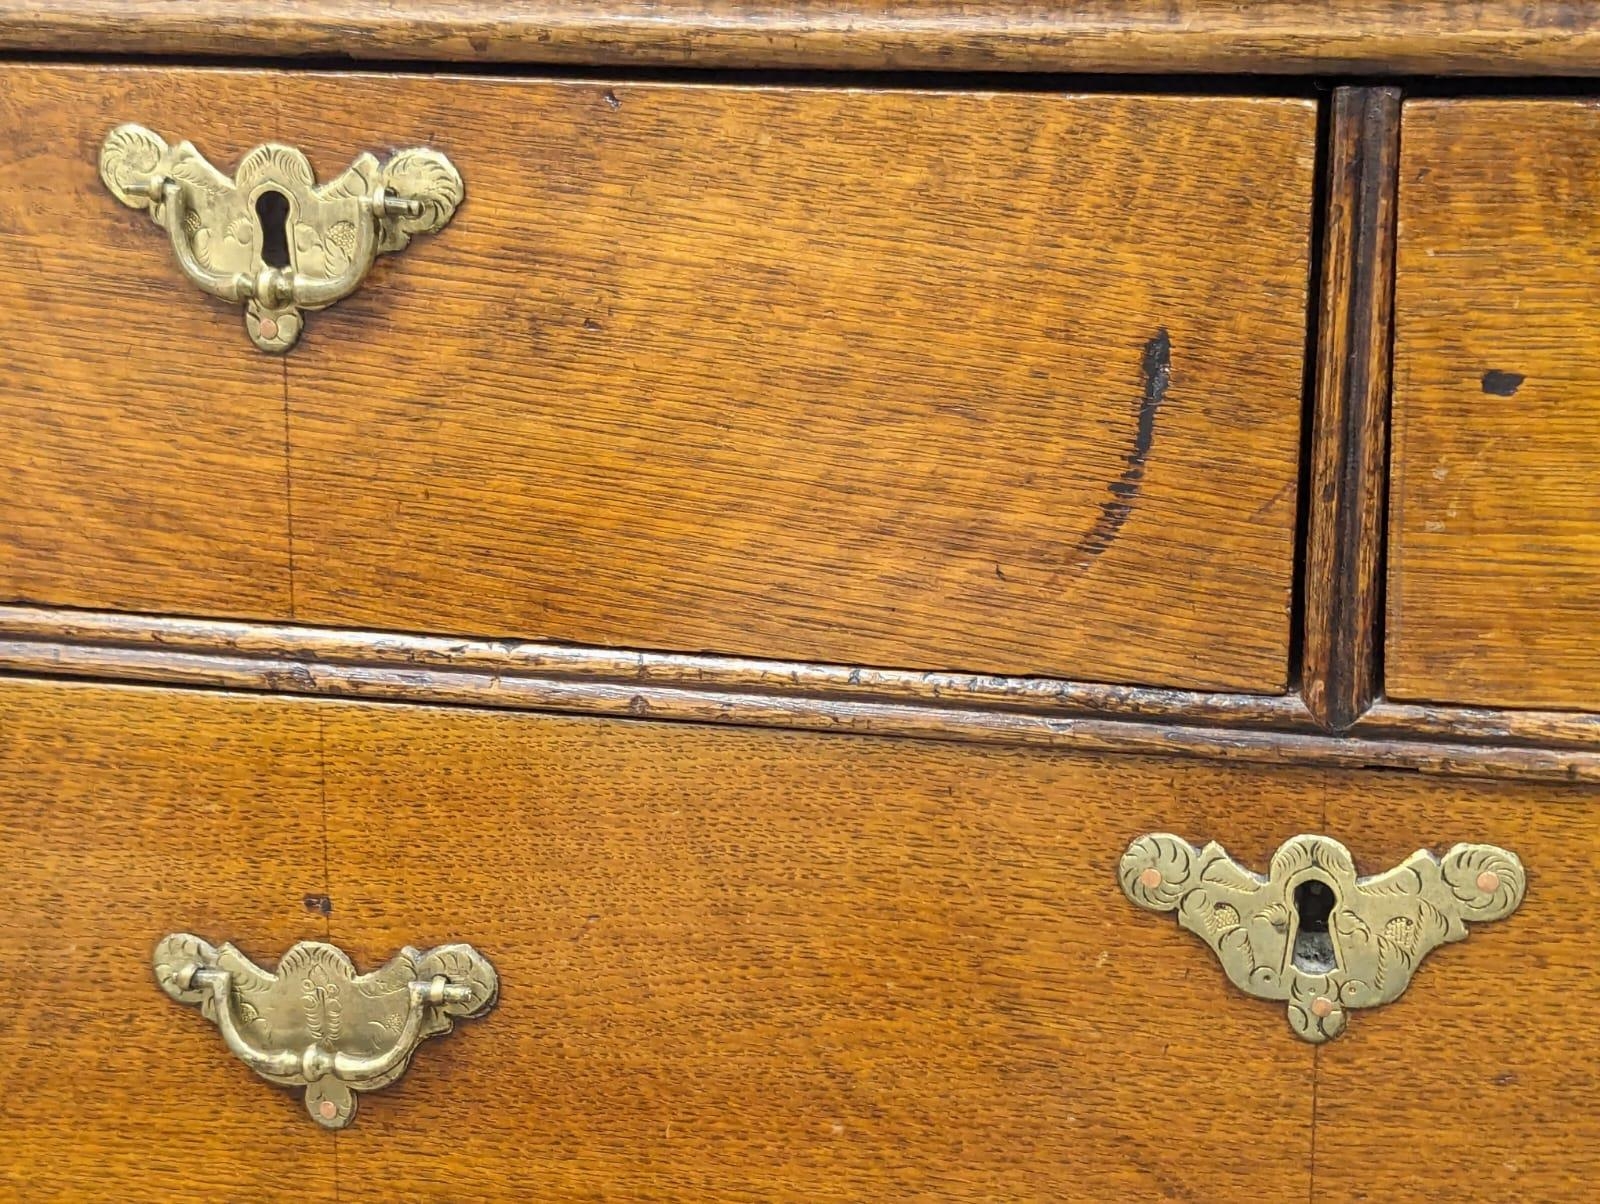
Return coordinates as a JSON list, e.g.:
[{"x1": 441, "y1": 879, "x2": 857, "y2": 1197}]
[{"x1": 1, "y1": 680, "x2": 1593, "y2": 1201}]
